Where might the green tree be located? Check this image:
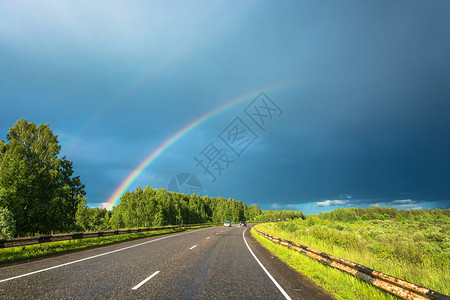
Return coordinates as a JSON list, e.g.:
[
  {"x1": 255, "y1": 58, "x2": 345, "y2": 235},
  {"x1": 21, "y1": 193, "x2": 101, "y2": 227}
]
[
  {"x1": 0, "y1": 119, "x2": 85, "y2": 235},
  {"x1": 75, "y1": 198, "x2": 111, "y2": 232},
  {"x1": 75, "y1": 198, "x2": 90, "y2": 231}
]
